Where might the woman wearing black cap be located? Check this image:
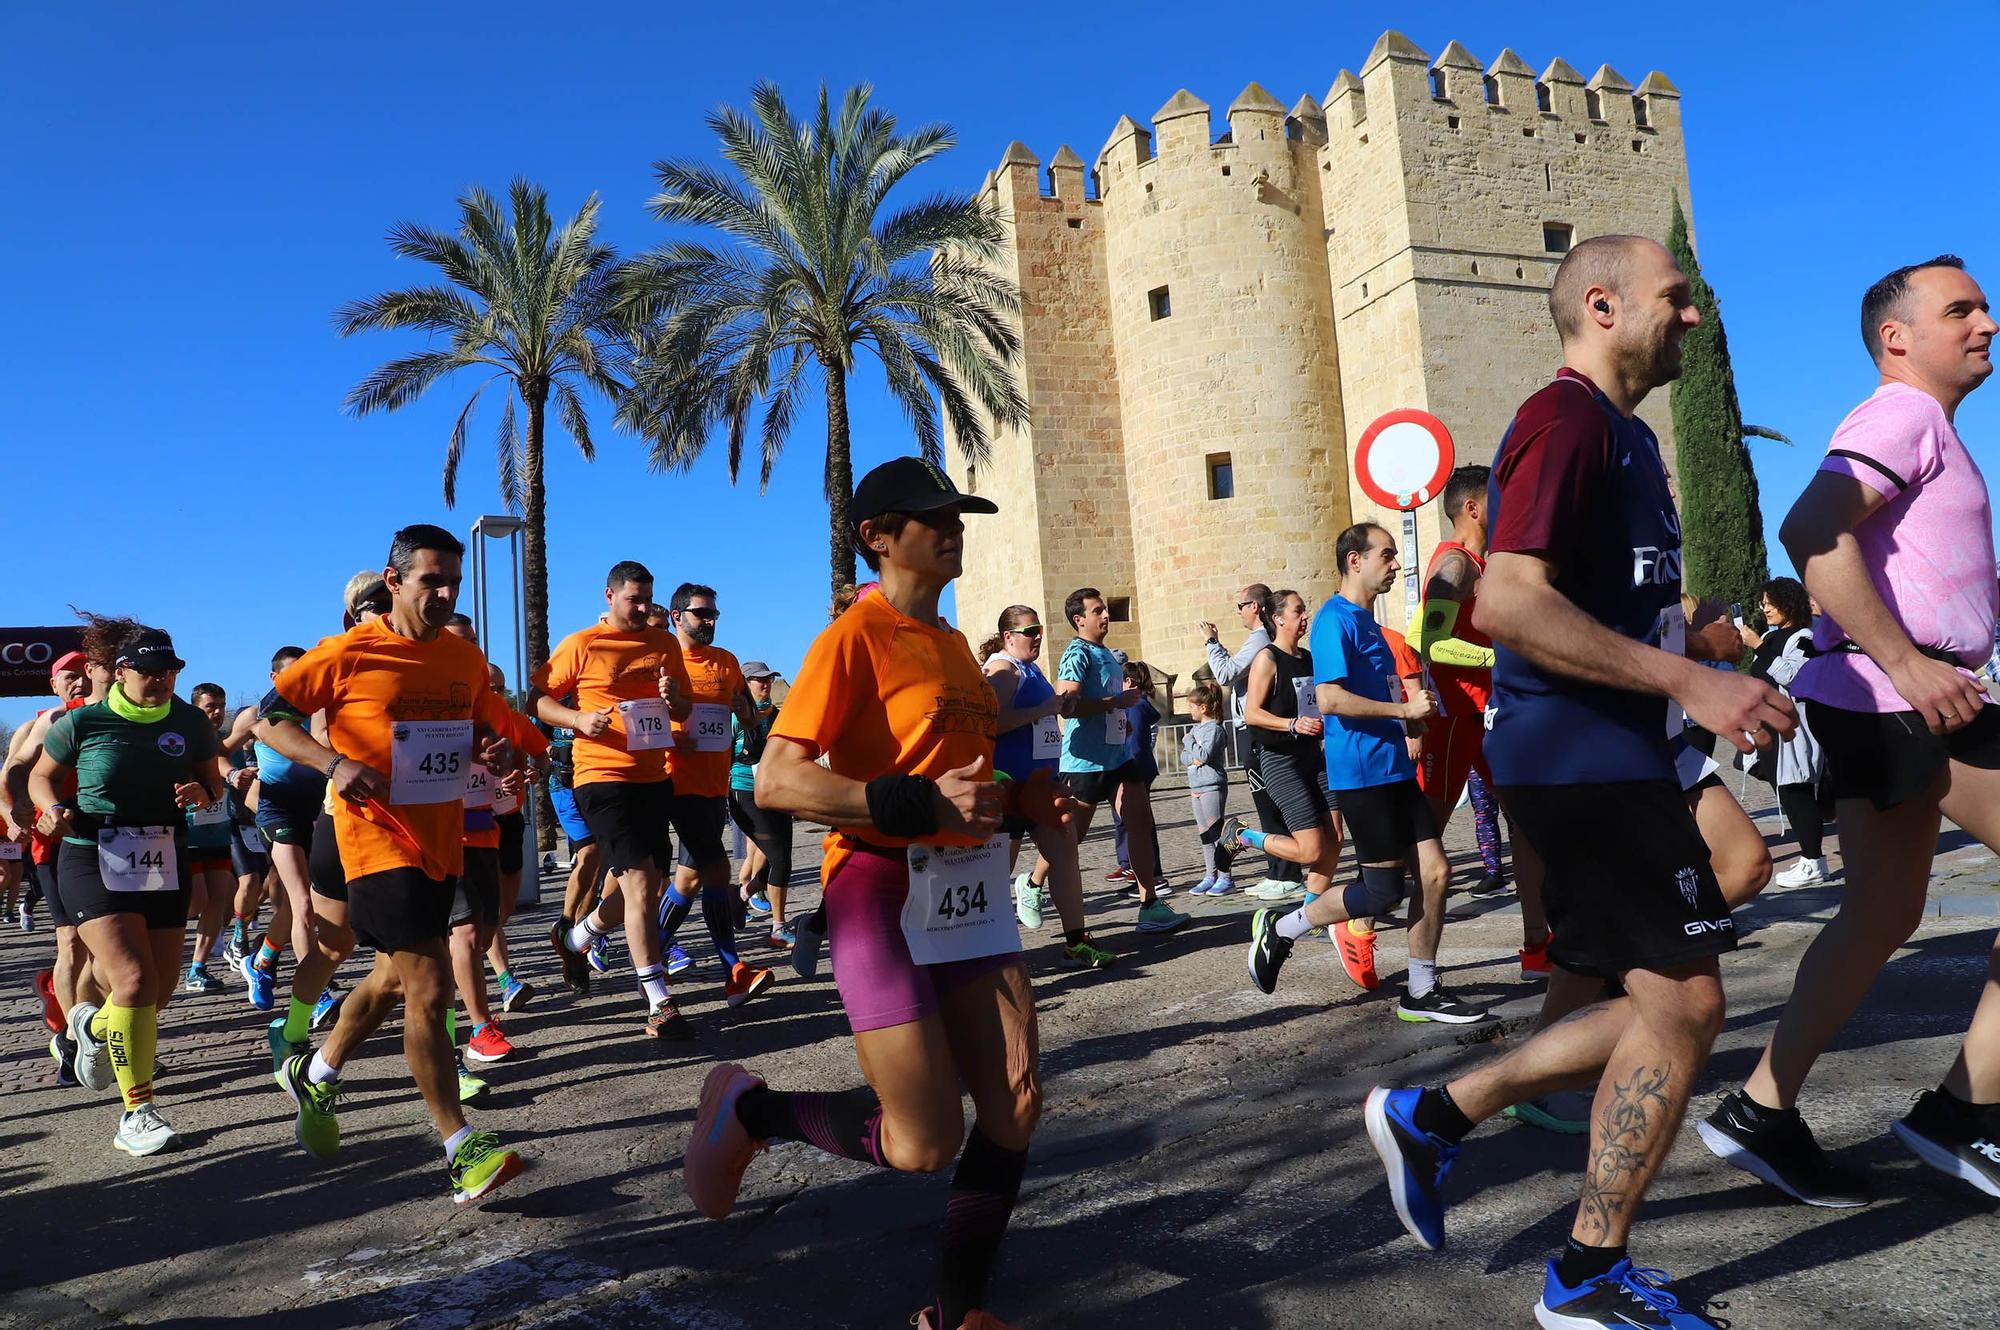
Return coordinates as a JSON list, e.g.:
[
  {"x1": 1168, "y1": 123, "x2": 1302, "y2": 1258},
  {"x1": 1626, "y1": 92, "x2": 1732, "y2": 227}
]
[
  {"x1": 29, "y1": 624, "x2": 222, "y2": 1158},
  {"x1": 684, "y1": 457, "x2": 1041, "y2": 1330}
]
